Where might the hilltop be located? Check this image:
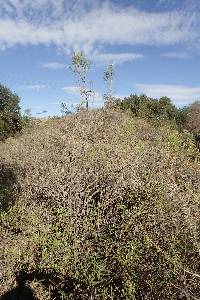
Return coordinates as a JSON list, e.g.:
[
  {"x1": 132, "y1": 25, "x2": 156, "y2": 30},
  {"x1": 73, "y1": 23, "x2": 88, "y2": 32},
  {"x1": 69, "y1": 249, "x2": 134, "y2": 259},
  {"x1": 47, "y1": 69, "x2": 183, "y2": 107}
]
[{"x1": 0, "y1": 108, "x2": 200, "y2": 299}]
